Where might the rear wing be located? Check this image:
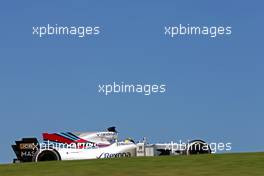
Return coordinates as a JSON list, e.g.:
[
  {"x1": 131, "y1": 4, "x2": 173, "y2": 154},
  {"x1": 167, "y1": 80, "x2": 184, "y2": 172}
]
[{"x1": 12, "y1": 138, "x2": 39, "y2": 163}]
